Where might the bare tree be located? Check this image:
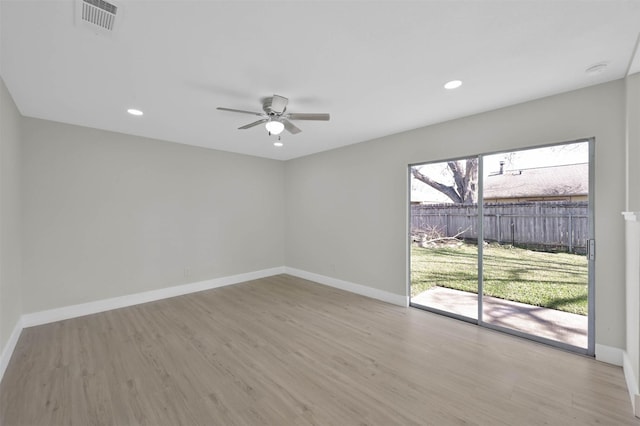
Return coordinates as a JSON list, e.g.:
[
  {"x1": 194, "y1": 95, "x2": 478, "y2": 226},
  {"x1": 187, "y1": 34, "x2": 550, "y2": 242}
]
[{"x1": 411, "y1": 159, "x2": 478, "y2": 204}]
